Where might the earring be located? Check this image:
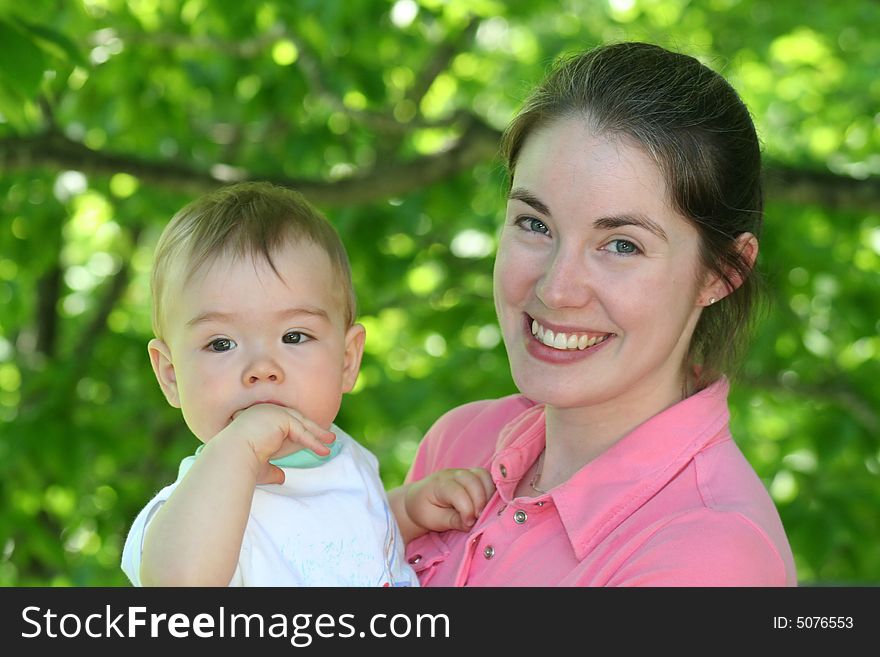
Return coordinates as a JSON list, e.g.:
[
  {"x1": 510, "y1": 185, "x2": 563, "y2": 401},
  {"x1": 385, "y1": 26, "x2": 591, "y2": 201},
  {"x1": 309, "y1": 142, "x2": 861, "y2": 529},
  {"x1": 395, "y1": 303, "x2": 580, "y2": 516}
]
[{"x1": 708, "y1": 297, "x2": 717, "y2": 305}]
